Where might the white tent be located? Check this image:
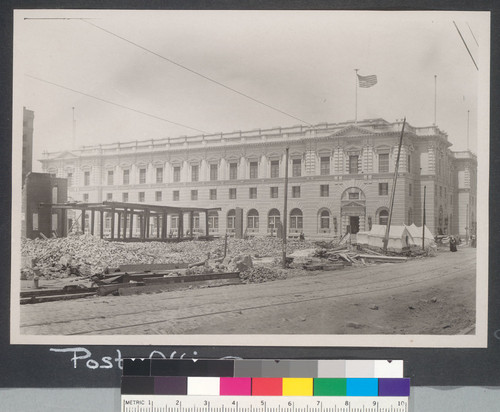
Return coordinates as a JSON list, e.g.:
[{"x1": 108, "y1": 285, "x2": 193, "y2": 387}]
[
  {"x1": 406, "y1": 223, "x2": 435, "y2": 248},
  {"x1": 356, "y1": 224, "x2": 414, "y2": 251}
]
